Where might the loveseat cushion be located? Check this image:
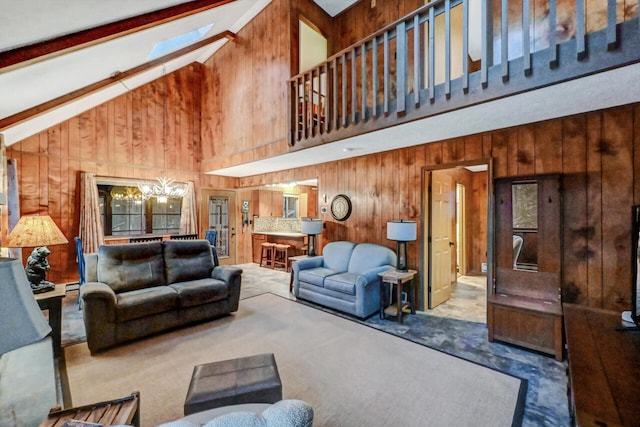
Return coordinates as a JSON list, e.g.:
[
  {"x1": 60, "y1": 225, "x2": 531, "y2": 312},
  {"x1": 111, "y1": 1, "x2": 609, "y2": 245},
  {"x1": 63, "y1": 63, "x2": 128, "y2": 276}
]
[
  {"x1": 170, "y1": 279, "x2": 229, "y2": 308},
  {"x1": 347, "y1": 243, "x2": 396, "y2": 273},
  {"x1": 298, "y1": 267, "x2": 338, "y2": 287},
  {"x1": 321, "y1": 241, "x2": 356, "y2": 272},
  {"x1": 323, "y1": 272, "x2": 358, "y2": 295},
  {"x1": 115, "y1": 286, "x2": 178, "y2": 322},
  {"x1": 164, "y1": 240, "x2": 215, "y2": 285},
  {"x1": 98, "y1": 242, "x2": 166, "y2": 293}
]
